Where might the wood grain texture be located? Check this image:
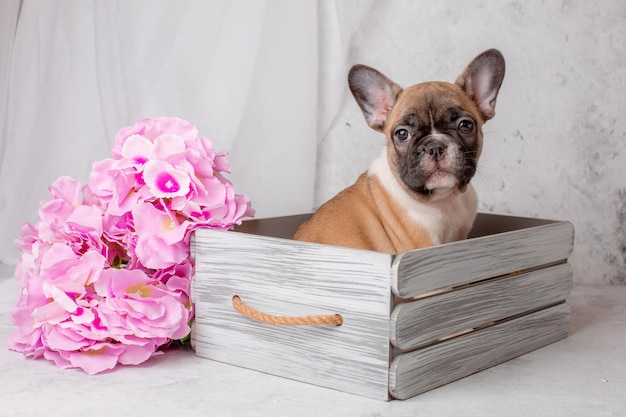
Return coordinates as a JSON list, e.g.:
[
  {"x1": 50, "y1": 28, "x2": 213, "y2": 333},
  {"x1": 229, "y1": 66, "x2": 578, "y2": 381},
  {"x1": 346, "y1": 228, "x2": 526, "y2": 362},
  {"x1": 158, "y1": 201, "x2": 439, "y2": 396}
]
[
  {"x1": 390, "y1": 263, "x2": 573, "y2": 350},
  {"x1": 191, "y1": 229, "x2": 393, "y2": 401},
  {"x1": 391, "y1": 221, "x2": 574, "y2": 298},
  {"x1": 191, "y1": 214, "x2": 575, "y2": 401},
  {"x1": 388, "y1": 303, "x2": 571, "y2": 399}
]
